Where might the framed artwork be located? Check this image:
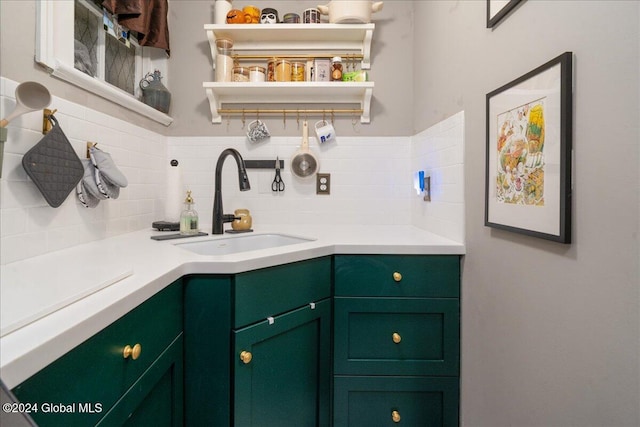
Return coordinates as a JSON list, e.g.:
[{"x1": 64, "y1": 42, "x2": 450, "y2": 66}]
[
  {"x1": 485, "y1": 52, "x2": 573, "y2": 243},
  {"x1": 487, "y1": 0, "x2": 524, "y2": 28}
]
